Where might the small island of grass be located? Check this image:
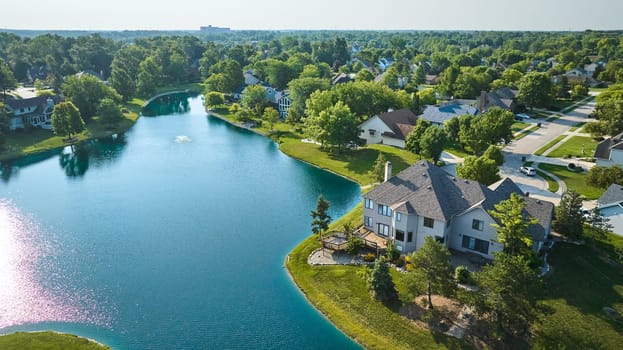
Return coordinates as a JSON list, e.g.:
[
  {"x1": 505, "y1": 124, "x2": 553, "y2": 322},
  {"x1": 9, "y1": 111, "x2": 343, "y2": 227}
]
[{"x1": 0, "y1": 332, "x2": 109, "y2": 350}]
